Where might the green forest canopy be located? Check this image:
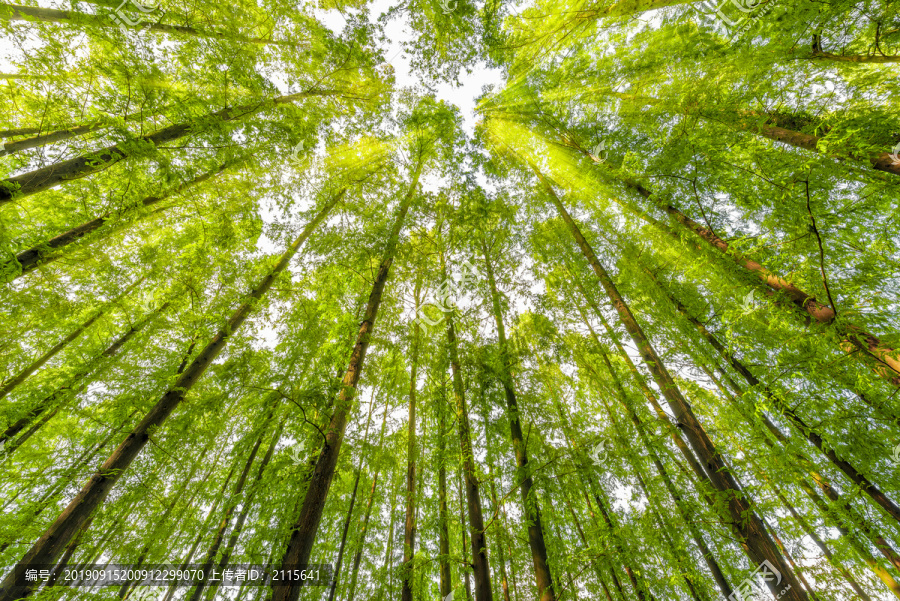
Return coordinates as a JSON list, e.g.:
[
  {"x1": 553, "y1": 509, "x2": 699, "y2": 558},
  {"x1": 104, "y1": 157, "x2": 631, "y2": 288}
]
[{"x1": 1, "y1": 0, "x2": 899, "y2": 600}]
